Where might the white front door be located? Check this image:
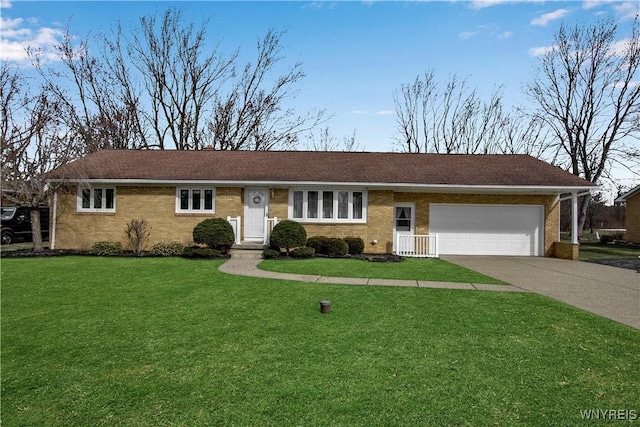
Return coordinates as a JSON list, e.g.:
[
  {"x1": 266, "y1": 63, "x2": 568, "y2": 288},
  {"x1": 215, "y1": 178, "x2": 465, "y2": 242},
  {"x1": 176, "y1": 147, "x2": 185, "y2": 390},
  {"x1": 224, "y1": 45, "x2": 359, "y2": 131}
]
[
  {"x1": 244, "y1": 188, "x2": 268, "y2": 242},
  {"x1": 394, "y1": 203, "x2": 415, "y2": 253}
]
